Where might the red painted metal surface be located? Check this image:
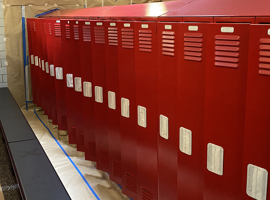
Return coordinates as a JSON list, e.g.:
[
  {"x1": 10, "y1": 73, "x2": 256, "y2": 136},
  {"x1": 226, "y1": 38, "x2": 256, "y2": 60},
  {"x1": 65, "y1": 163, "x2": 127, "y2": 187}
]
[
  {"x1": 35, "y1": 19, "x2": 44, "y2": 109},
  {"x1": 177, "y1": 22, "x2": 207, "y2": 200},
  {"x1": 134, "y1": 21, "x2": 158, "y2": 200},
  {"x1": 41, "y1": 19, "x2": 51, "y2": 120},
  {"x1": 45, "y1": 19, "x2": 58, "y2": 125},
  {"x1": 52, "y1": 19, "x2": 68, "y2": 131},
  {"x1": 242, "y1": 24, "x2": 270, "y2": 200},
  {"x1": 90, "y1": 20, "x2": 109, "y2": 172},
  {"x1": 61, "y1": 19, "x2": 84, "y2": 150},
  {"x1": 27, "y1": 19, "x2": 37, "y2": 104},
  {"x1": 117, "y1": 21, "x2": 137, "y2": 200},
  {"x1": 156, "y1": 21, "x2": 179, "y2": 200},
  {"x1": 78, "y1": 20, "x2": 96, "y2": 161},
  {"x1": 104, "y1": 20, "x2": 122, "y2": 184},
  {"x1": 204, "y1": 23, "x2": 249, "y2": 200}
]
